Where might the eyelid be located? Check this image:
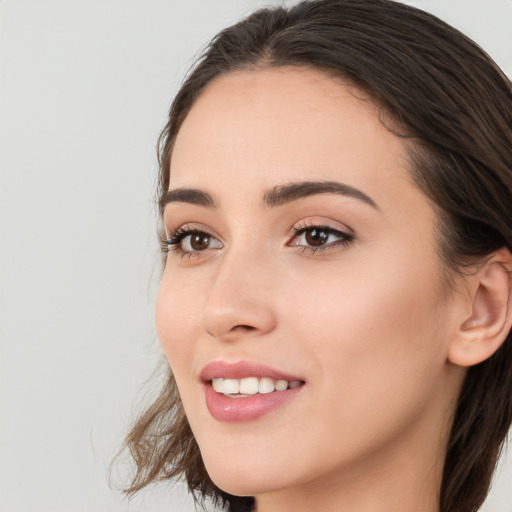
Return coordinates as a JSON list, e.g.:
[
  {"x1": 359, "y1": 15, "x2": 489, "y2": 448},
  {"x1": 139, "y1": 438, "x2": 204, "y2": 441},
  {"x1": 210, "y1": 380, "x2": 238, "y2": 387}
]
[
  {"x1": 287, "y1": 218, "x2": 355, "y2": 252},
  {"x1": 164, "y1": 222, "x2": 222, "y2": 241},
  {"x1": 289, "y1": 217, "x2": 354, "y2": 237},
  {"x1": 163, "y1": 223, "x2": 224, "y2": 259}
]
